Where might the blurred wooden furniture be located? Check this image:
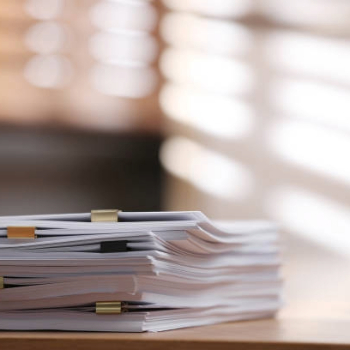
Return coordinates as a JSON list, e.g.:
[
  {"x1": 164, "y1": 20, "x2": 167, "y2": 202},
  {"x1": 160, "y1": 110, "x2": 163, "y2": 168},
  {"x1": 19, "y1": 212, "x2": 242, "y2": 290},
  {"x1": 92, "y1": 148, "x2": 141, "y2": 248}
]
[{"x1": 0, "y1": 125, "x2": 162, "y2": 215}]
